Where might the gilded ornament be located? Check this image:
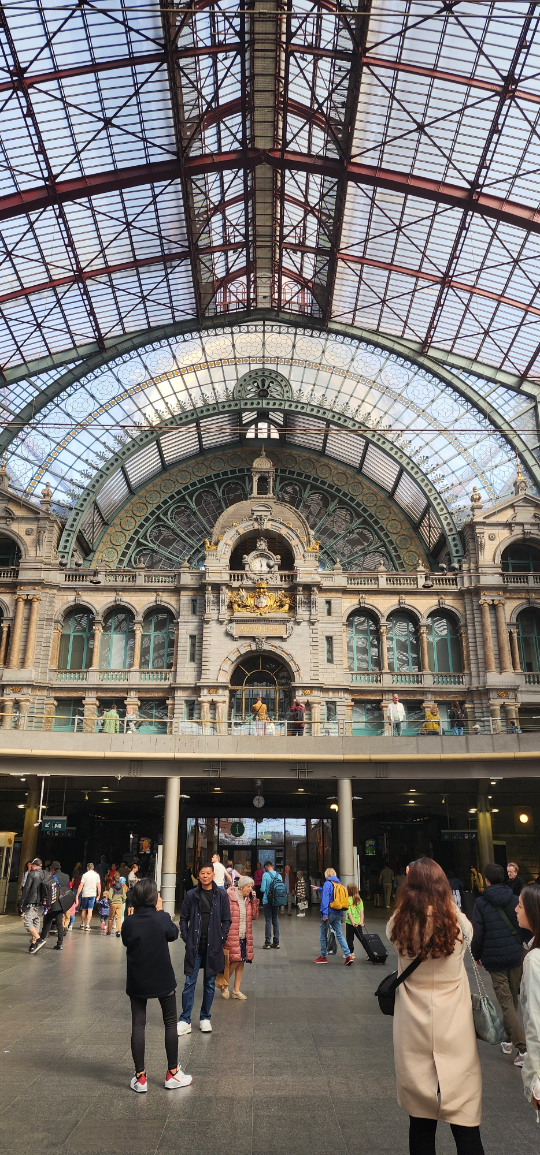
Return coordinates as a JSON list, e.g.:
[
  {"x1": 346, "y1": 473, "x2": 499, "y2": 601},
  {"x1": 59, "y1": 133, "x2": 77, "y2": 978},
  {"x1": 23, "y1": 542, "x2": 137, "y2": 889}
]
[{"x1": 229, "y1": 581, "x2": 292, "y2": 615}]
